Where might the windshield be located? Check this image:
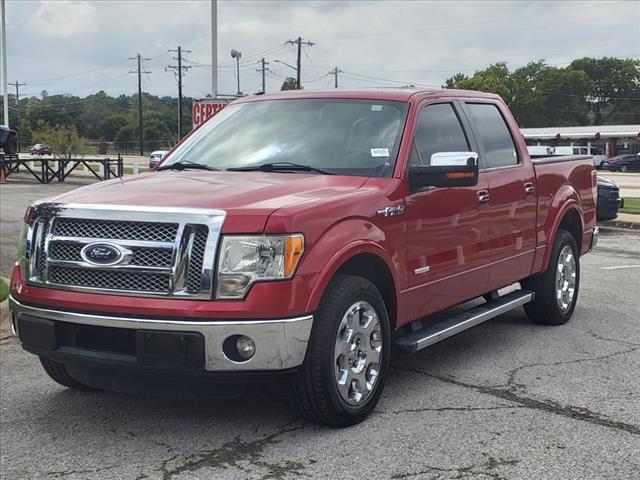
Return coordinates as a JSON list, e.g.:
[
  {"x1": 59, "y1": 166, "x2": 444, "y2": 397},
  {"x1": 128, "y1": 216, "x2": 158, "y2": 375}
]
[{"x1": 165, "y1": 98, "x2": 409, "y2": 177}]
